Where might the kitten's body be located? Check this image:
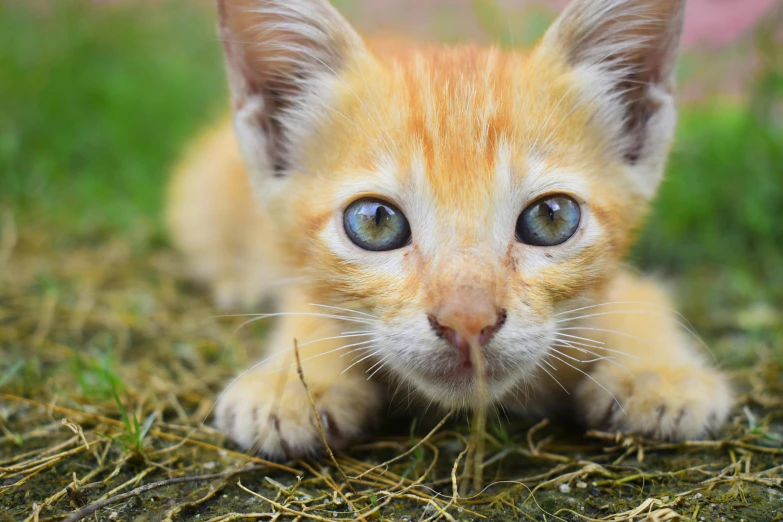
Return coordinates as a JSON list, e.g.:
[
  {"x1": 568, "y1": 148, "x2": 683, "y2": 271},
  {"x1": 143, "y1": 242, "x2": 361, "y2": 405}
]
[{"x1": 168, "y1": 0, "x2": 732, "y2": 458}]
